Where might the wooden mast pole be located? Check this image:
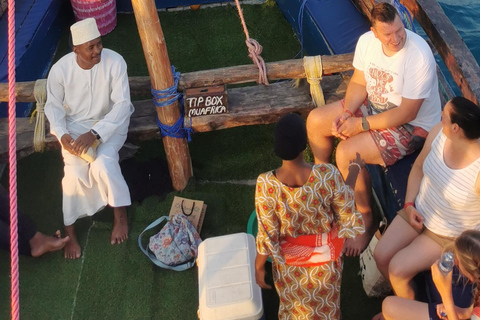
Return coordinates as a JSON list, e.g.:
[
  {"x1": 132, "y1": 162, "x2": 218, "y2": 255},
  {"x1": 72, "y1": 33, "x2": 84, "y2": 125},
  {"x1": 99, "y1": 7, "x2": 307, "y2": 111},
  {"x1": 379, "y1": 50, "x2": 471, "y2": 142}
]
[{"x1": 131, "y1": 0, "x2": 192, "y2": 191}]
